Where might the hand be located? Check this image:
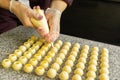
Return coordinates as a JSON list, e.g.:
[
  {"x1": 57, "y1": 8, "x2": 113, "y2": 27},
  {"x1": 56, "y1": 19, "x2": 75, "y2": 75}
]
[
  {"x1": 44, "y1": 8, "x2": 61, "y2": 42},
  {"x1": 12, "y1": 1, "x2": 42, "y2": 28}
]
